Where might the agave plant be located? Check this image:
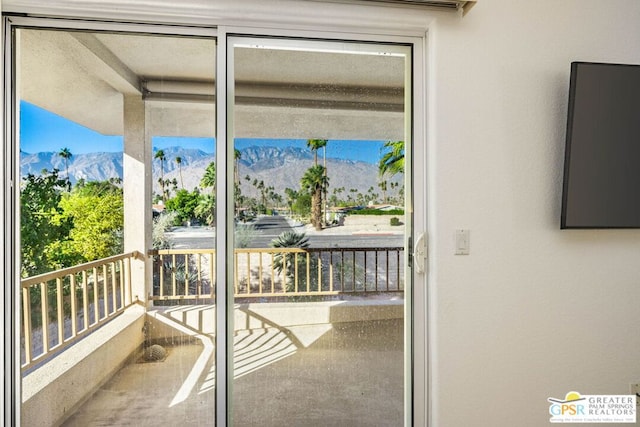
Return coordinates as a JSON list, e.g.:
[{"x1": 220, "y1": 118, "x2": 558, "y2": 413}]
[
  {"x1": 270, "y1": 231, "x2": 317, "y2": 292},
  {"x1": 271, "y1": 231, "x2": 309, "y2": 250}
]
